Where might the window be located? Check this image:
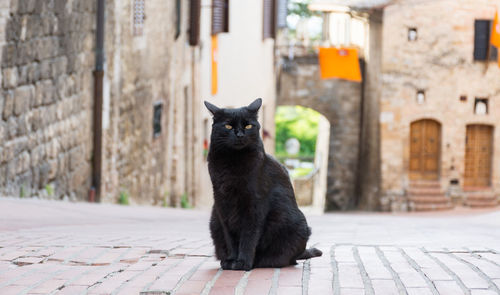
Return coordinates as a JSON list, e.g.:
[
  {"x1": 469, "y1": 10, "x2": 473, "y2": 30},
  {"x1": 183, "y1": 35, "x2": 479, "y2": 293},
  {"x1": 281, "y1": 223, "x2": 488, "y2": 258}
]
[
  {"x1": 276, "y1": 0, "x2": 288, "y2": 29},
  {"x1": 212, "y1": 0, "x2": 229, "y2": 35},
  {"x1": 416, "y1": 90, "x2": 425, "y2": 104},
  {"x1": 474, "y1": 98, "x2": 488, "y2": 115},
  {"x1": 153, "y1": 102, "x2": 163, "y2": 137},
  {"x1": 474, "y1": 20, "x2": 498, "y2": 61},
  {"x1": 133, "y1": 0, "x2": 145, "y2": 36},
  {"x1": 263, "y1": 0, "x2": 287, "y2": 40},
  {"x1": 175, "y1": 0, "x2": 181, "y2": 39},
  {"x1": 189, "y1": 0, "x2": 201, "y2": 46},
  {"x1": 408, "y1": 28, "x2": 417, "y2": 41},
  {"x1": 263, "y1": 0, "x2": 275, "y2": 39}
]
